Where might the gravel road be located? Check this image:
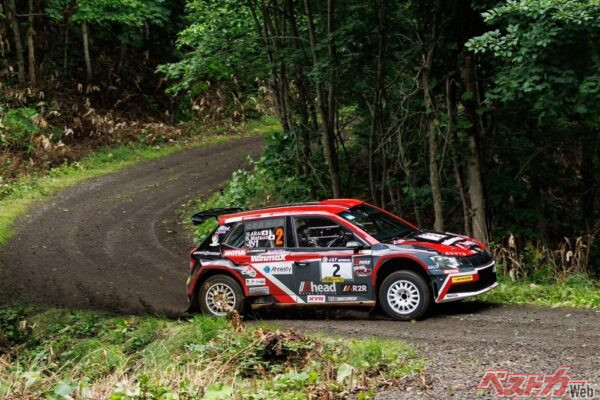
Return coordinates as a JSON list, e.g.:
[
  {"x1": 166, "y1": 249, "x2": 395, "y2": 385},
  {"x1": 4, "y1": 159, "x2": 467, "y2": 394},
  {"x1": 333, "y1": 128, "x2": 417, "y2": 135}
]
[
  {"x1": 1, "y1": 135, "x2": 597, "y2": 399},
  {"x1": 258, "y1": 304, "x2": 600, "y2": 399},
  {"x1": 0, "y1": 136, "x2": 264, "y2": 315}
]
